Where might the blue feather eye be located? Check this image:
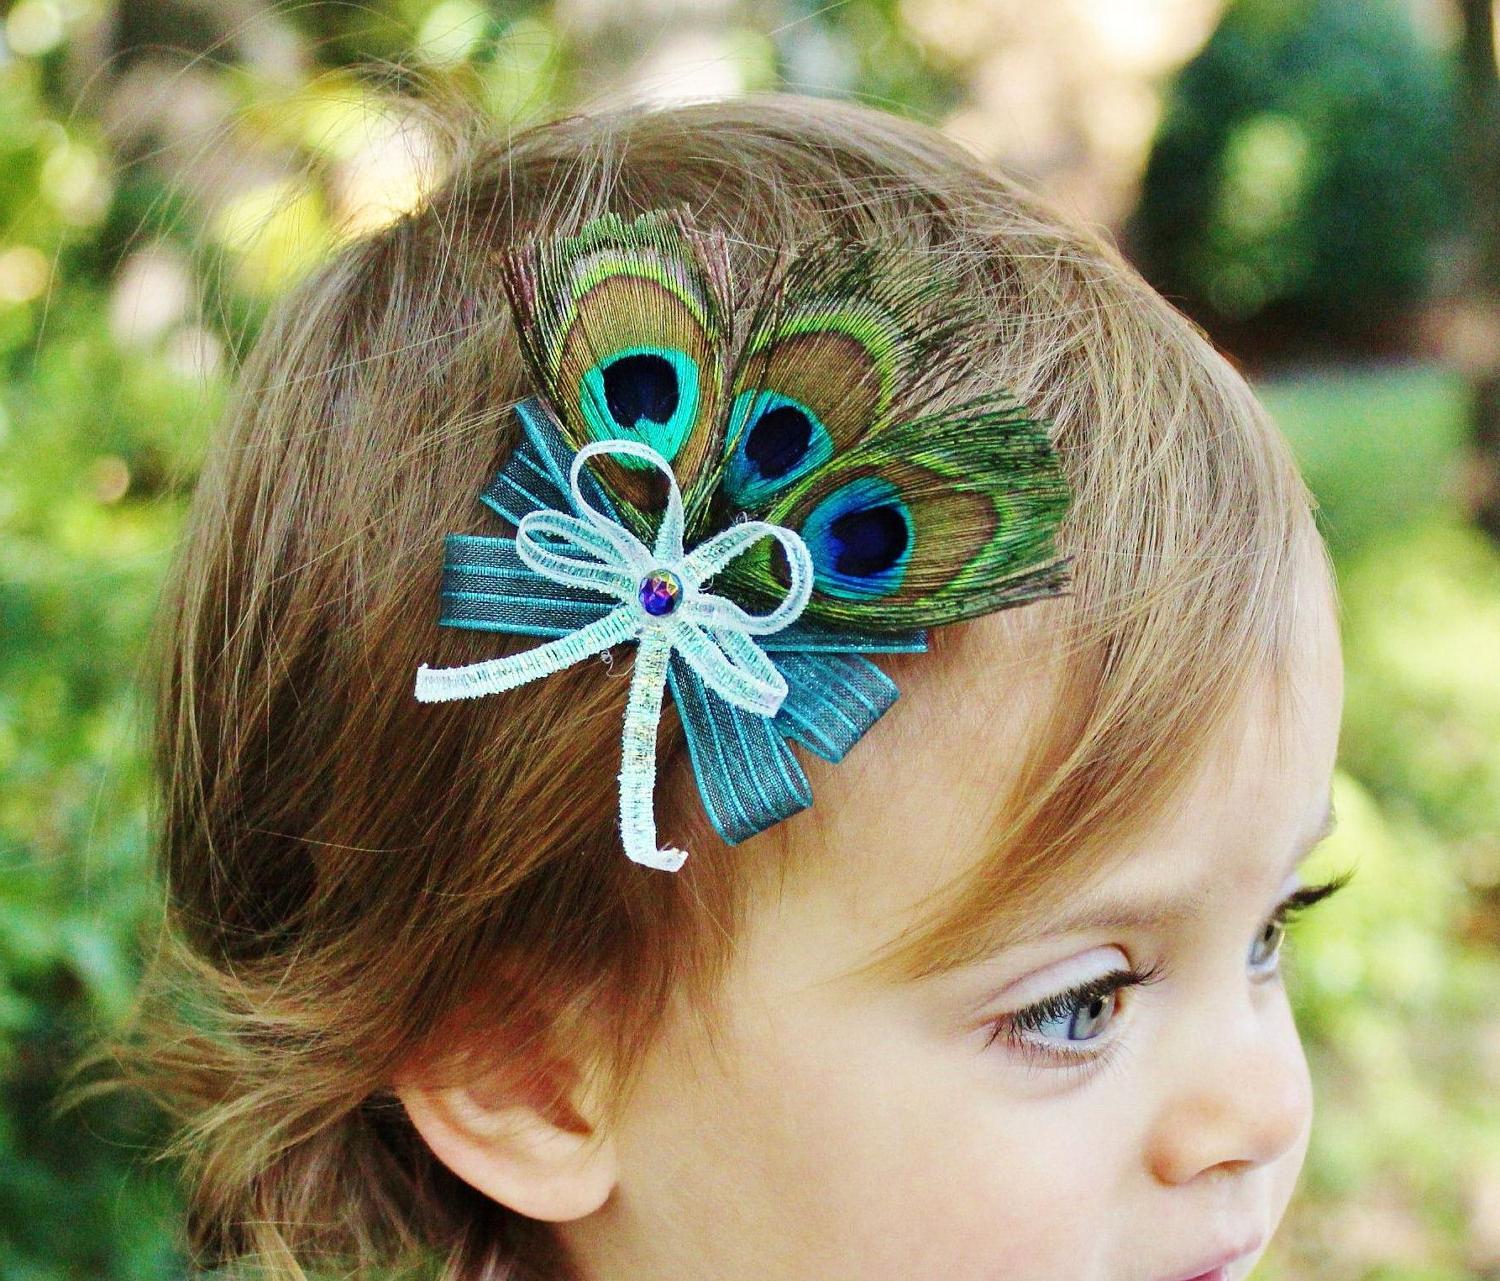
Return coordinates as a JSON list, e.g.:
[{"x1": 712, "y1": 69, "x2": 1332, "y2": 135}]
[
  {"x1": 723, "y1": 390, "x2": 834, "y2": 508},
  {"x1": 798, "y1": 475, "x2": 913, "y2": 599},
  {"x1": 579, "y1": 346, "x2": 700, "y2": 466},
  {"x1": 605, "y1": 352, "x2": 677, "y2": 423}
]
